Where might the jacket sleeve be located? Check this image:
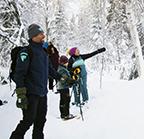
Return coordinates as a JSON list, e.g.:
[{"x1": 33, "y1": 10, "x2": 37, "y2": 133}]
[
  {"x1": 81, "y1": 47, "x2": 106, "y2": 60},
  {"x1": 49, "y1": 60, "x2": 62, "y2": 80},
  {"x1": 58, "y1": 68, "x2": 74, "y2": 86},
  {"x1": 14, "y1": 49, "x2": 30, "y2": 88}
]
